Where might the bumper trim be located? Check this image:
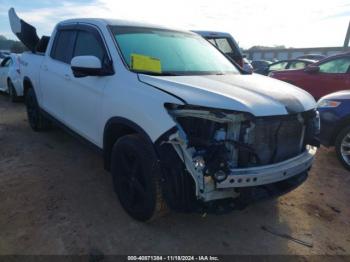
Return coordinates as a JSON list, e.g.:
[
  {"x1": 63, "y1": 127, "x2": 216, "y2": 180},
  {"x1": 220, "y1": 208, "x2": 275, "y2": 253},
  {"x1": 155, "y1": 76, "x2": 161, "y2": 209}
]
[{"x1": 217, "y1": 146, "x2": 317, "y2": 188}]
